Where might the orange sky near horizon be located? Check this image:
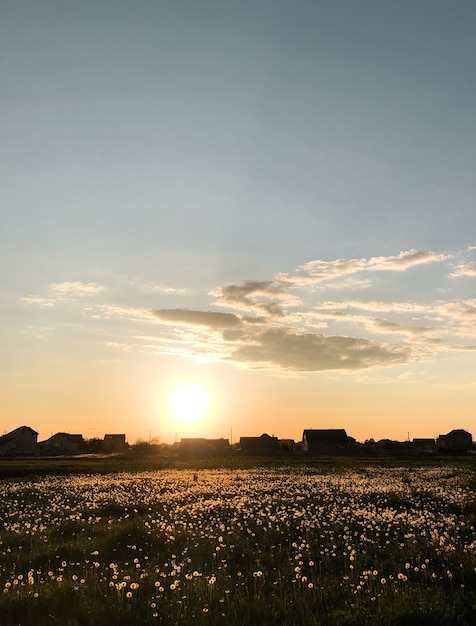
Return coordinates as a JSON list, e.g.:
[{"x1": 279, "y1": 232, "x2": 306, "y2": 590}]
[{"x1": 2, "y1": 347, "x2": 475, "y2": 445}]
